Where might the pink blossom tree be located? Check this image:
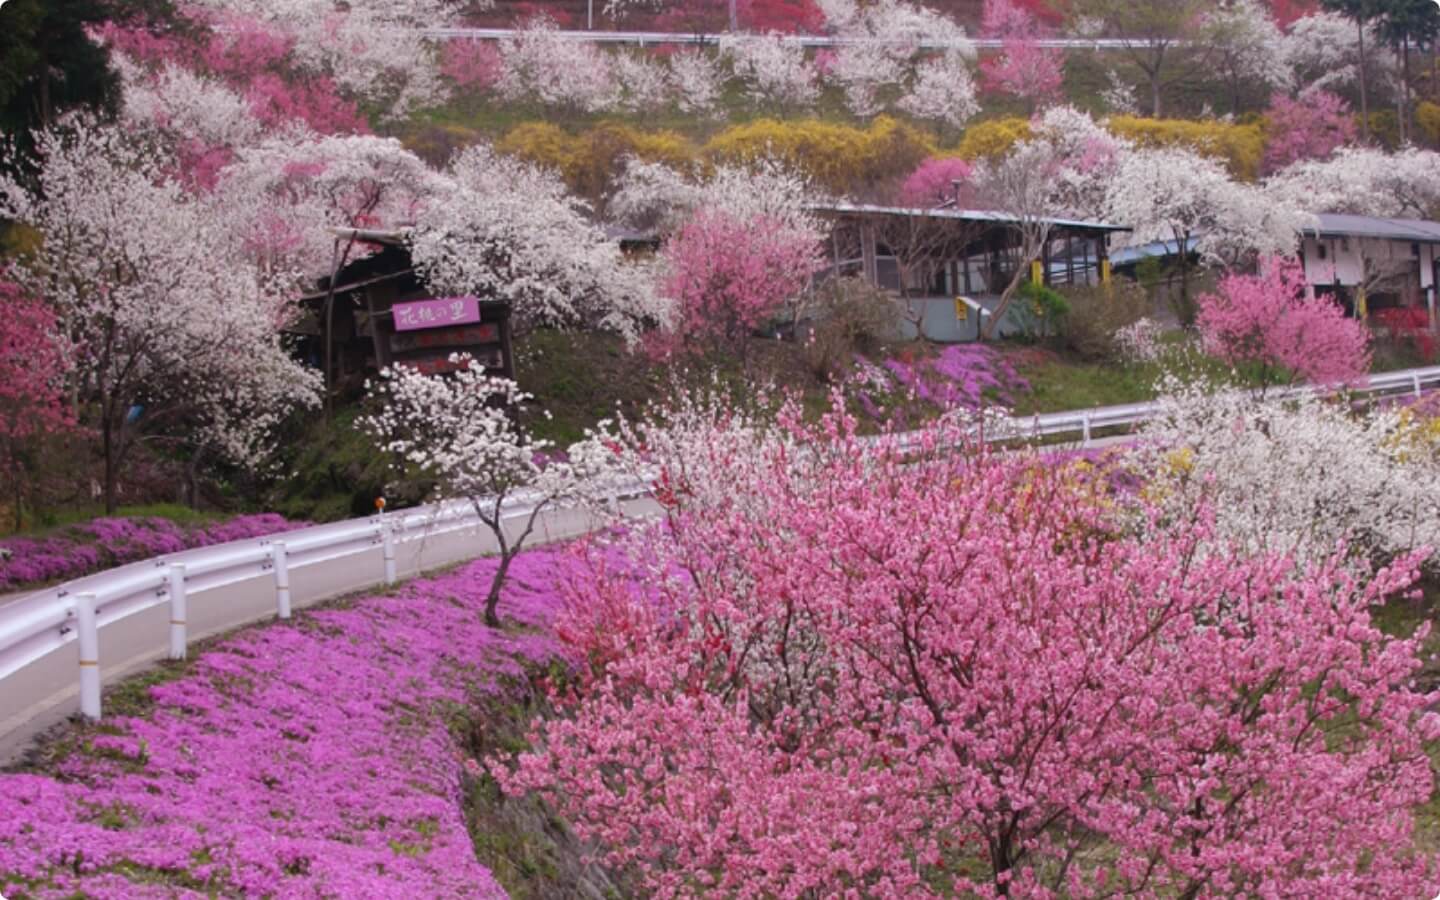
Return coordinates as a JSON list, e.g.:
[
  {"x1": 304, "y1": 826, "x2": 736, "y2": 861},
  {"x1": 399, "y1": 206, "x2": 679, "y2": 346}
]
[
  {"x1": 979, "y1": 0, "x2": 1063, "y2": 109},
  {"x1": 657, "y1": 210, "x2": 821, "y2": 363},
  {"x1": 1263, "y1": 88, "x2": 1358, "y2": 174},
  {"x1": 497, "y1": 395, "x2": 1440, "y2": 897},
  {"x1": 439, "y1": 39, "x2": 504, "y2": 92},
  {"x1": 1197, "y1": 255, "x2": 1372, "y2": 386},
  {"x1": 897, "y1": 156, "x2": 973, "y2": 207},
  {"x1": 0, "y1": 279, "x2": 76, "y2": 529}
]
